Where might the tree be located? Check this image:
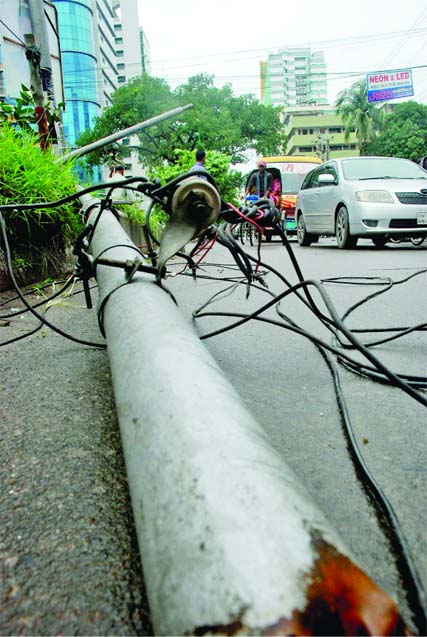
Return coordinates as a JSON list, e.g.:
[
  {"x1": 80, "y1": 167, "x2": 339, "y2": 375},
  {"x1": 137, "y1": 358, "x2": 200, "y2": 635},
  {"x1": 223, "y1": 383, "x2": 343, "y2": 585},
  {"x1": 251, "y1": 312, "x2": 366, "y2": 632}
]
[
  {"x1": 335, "y1": 80, "x2": 385, "y2": 155},
  {"x1": 366, "y1": 101, "x2": 427, "y2": 161},
  {"x1": 172, "y1": 74, "x2": 285, "y2": 161},
  {"x1": 149, "y1": 148, "x2": 244, "y2": 206},
  {"x1": 77, "y1": 73, "x2": 285, "y2": 170},
  {"x1": 77, "y1": 74, "x2": 176, "y2": 168}
]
